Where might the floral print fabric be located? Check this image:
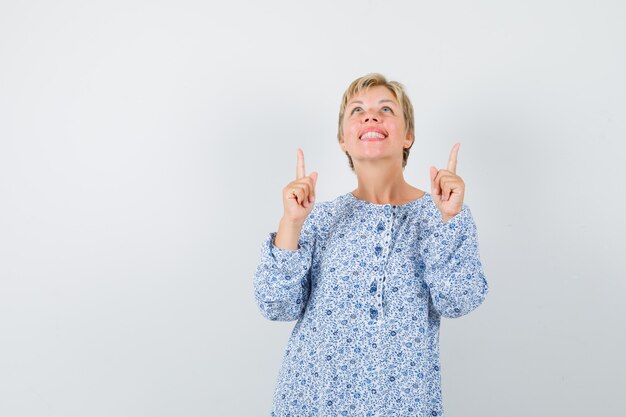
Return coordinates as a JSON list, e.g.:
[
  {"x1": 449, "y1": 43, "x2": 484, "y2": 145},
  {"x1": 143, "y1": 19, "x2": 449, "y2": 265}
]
[{"x1": 253, "y1": 191, "x2": 488, "y2": 416}]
